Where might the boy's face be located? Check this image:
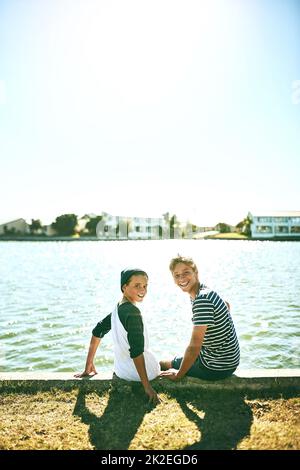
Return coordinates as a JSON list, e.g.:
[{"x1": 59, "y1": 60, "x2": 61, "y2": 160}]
[
  {"x1": 172, "y1": 262, "x2": 199, "y2": 295},
  {"x1": 122, "y1": 274, "x2": 148, "y2": 304}
]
